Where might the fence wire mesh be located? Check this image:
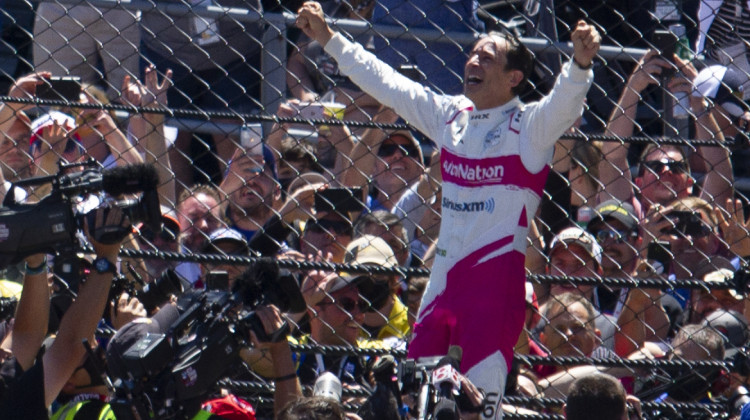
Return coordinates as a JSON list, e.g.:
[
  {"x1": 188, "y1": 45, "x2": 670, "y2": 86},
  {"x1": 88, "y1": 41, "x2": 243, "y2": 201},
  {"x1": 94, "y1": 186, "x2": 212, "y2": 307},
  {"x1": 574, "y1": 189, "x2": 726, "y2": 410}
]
[{"x1": 3, "y1": 0, "x2": 750, "y2": 418}]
